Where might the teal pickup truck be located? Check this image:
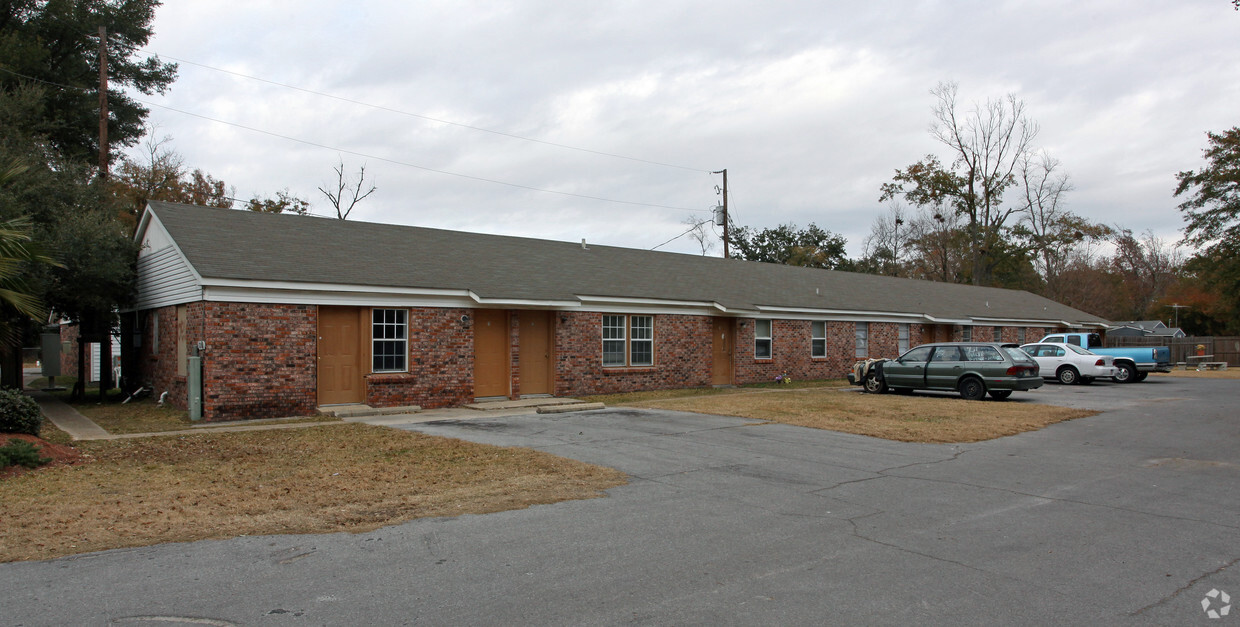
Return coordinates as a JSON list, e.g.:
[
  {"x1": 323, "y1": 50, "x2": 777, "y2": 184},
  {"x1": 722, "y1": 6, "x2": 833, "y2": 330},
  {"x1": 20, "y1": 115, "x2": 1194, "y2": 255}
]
[{"x1": 1038, "y1": 332, "x2": 1171, "y2": 383}]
